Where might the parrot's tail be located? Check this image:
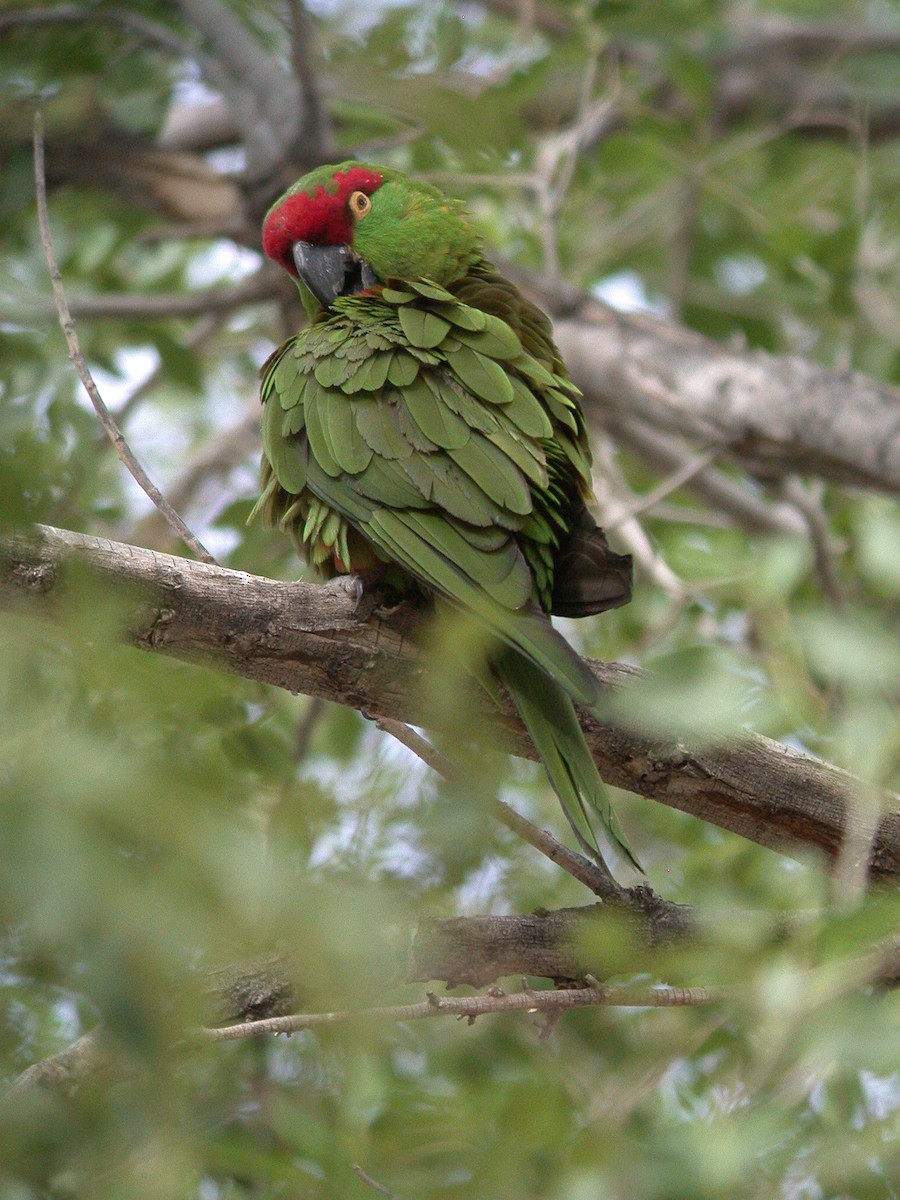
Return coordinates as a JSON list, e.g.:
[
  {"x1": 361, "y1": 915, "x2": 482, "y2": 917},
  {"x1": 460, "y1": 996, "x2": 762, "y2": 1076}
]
[
  {"x1": 495, "y1": 651, "x2": 642, "y2": 875},
  {"x1": 550, "y1": 509, "x2": 634, "y2": 619}
]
